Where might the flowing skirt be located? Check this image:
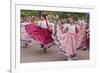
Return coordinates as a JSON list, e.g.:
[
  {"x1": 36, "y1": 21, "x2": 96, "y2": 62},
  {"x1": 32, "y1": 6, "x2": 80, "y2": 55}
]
[
  {"x1": 21, "y1": 26, "x2": 31, "y2": 42},
  {"x1": 81, "y1": 36, "x2": 90, "y2": 49},
  {"x1": 56, "y1": 24, "x2": 87, "y2": 56},
  {"x1": 25, "y1": 23, "x2": 54, "y2": 47}
]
